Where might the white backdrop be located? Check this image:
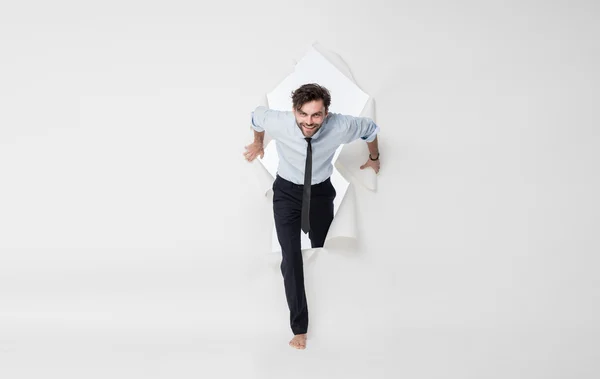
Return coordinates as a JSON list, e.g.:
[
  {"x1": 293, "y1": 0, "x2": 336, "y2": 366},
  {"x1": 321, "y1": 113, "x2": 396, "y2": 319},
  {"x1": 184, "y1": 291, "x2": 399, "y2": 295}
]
[{"x1": 1, "y1": 1, "x2": 599, "y2": 378}]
